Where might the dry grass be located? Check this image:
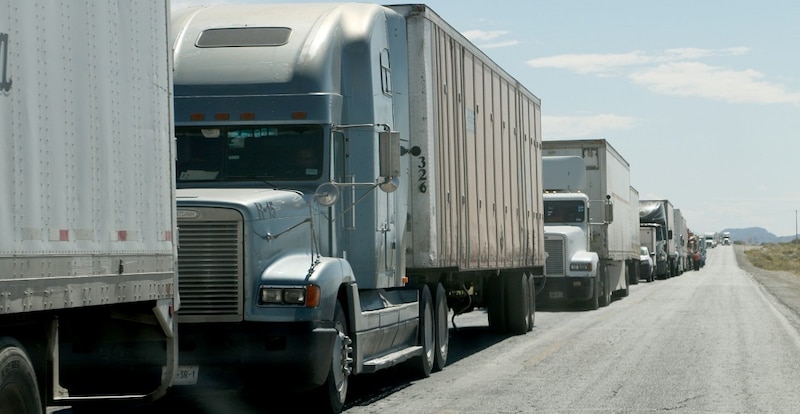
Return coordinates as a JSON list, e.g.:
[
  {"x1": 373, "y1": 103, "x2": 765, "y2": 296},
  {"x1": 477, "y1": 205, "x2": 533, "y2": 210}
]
[{"x1": 743, "y1": 241, "x2": 800, "y2": 275}]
